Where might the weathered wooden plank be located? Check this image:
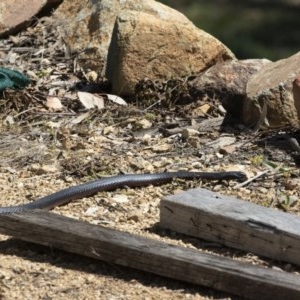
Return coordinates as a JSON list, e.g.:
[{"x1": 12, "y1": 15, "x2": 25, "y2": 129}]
[
  {"x1": 160, "y1": 188, "x2": 300, "y2": 265},
  {"x1": 0, "y1": 211, "x2": 299, "y2": 299}
]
